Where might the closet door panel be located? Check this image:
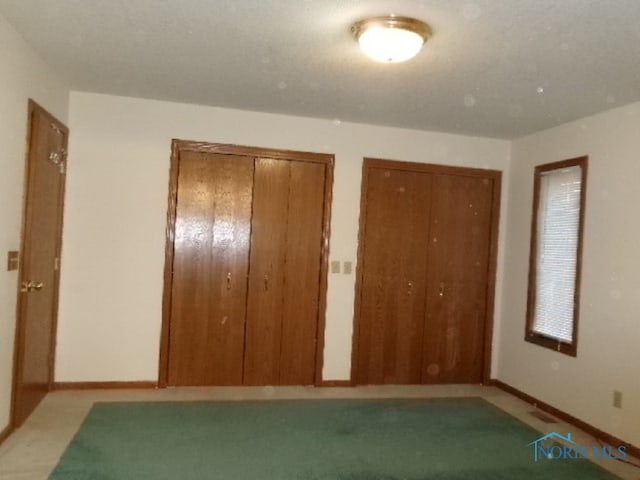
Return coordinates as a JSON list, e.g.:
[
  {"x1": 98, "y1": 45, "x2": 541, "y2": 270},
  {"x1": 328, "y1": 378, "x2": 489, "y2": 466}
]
[
  {"x1": 243, "y1": 158, "x2": 290, "y2": 385},
  {"x1": 279, "y1": 161, "x2": 326, "y2": 385},
  {"x1": 356, "y1": 168, "x2": 432, "y2": 384},
  {"x1": 422, "y1": 174, "x2": 494, "y2": 384},
  {"x1": 168, "y1": 152, "x2": 253, "y2": 385}
]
